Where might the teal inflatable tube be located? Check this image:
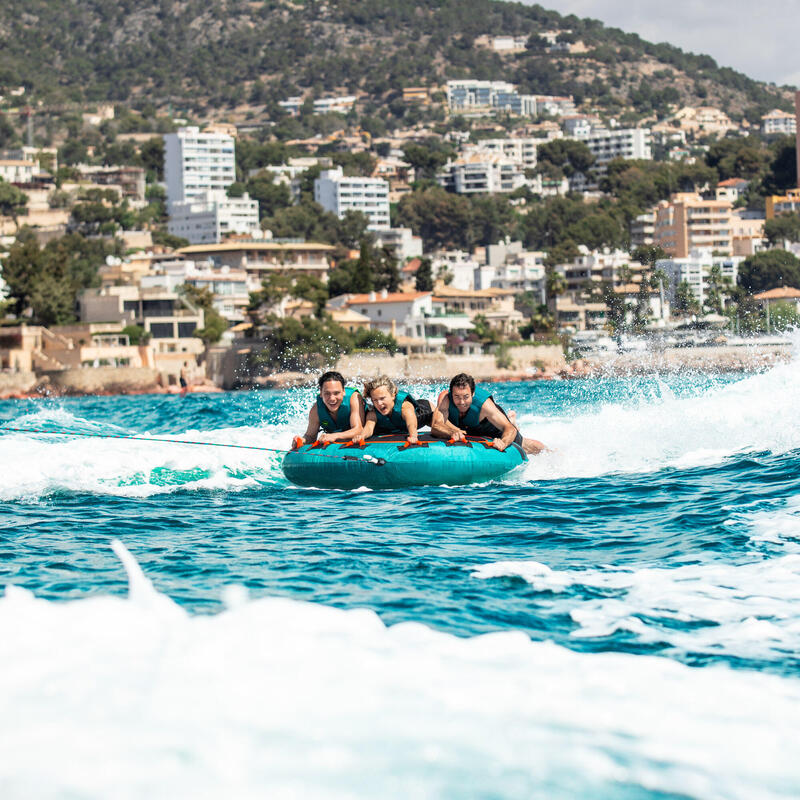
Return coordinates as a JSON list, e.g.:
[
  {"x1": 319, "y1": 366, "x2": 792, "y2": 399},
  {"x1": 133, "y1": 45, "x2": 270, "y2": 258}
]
[{"x1": 282, "y1": 434, "x2": 527, "y2": 490}]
